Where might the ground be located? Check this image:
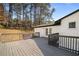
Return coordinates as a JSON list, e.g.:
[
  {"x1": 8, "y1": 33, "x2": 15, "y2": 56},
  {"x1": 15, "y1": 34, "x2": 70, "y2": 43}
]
[{"x1": 0, "y1": 37, "x2": 77, "y2": 56}]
